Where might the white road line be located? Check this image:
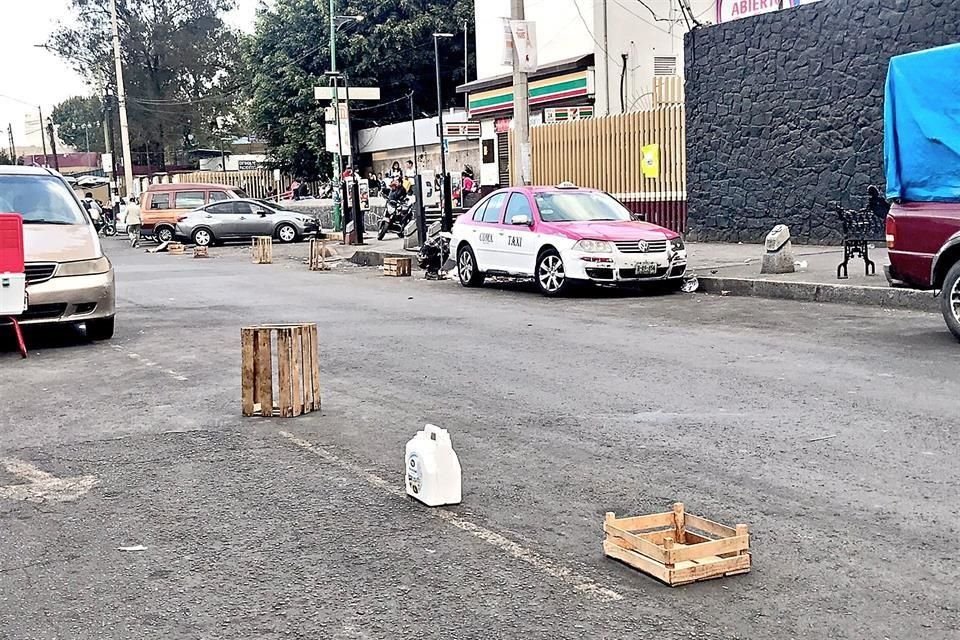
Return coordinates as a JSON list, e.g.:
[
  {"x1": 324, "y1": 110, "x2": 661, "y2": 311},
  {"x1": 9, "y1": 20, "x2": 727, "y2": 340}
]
[
  {"x1": 278, "y1": 431, "x2": 624, "y2": 603},
  {"x1": 112, "y1": 345, "x2": 189, "y2": 381},
  {"x1": 0, "y1": 459, "x2": 98, "y2": 503}
]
